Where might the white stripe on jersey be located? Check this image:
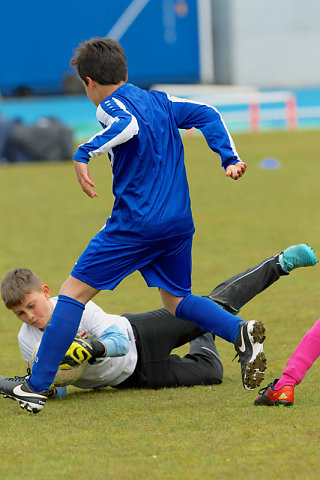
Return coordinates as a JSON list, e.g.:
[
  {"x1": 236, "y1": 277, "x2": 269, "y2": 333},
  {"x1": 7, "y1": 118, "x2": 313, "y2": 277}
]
[
  {"x1": 81, "y1": 99, "x2": 139, "y2": 159},
  {"x1": 96, "y1": 103, "x2": 118, "y2": 127},
  {"x1": 167, "y1": 94, "x2": 240, "y2": 160}
]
